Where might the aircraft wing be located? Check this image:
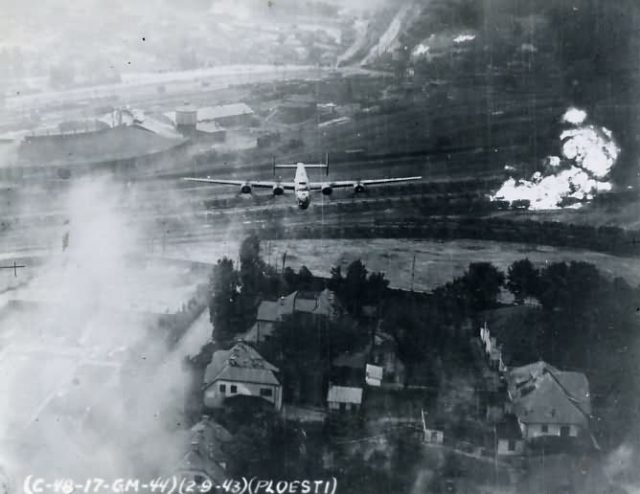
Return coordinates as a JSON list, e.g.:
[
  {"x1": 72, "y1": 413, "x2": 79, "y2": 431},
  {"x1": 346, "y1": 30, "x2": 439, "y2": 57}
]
[
  {"x1": 182, "y1": 178, "x2": 296, "y2": 189},
  {"x1": 310, "y1": 176, "x2": 422, "y2": 189}
]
